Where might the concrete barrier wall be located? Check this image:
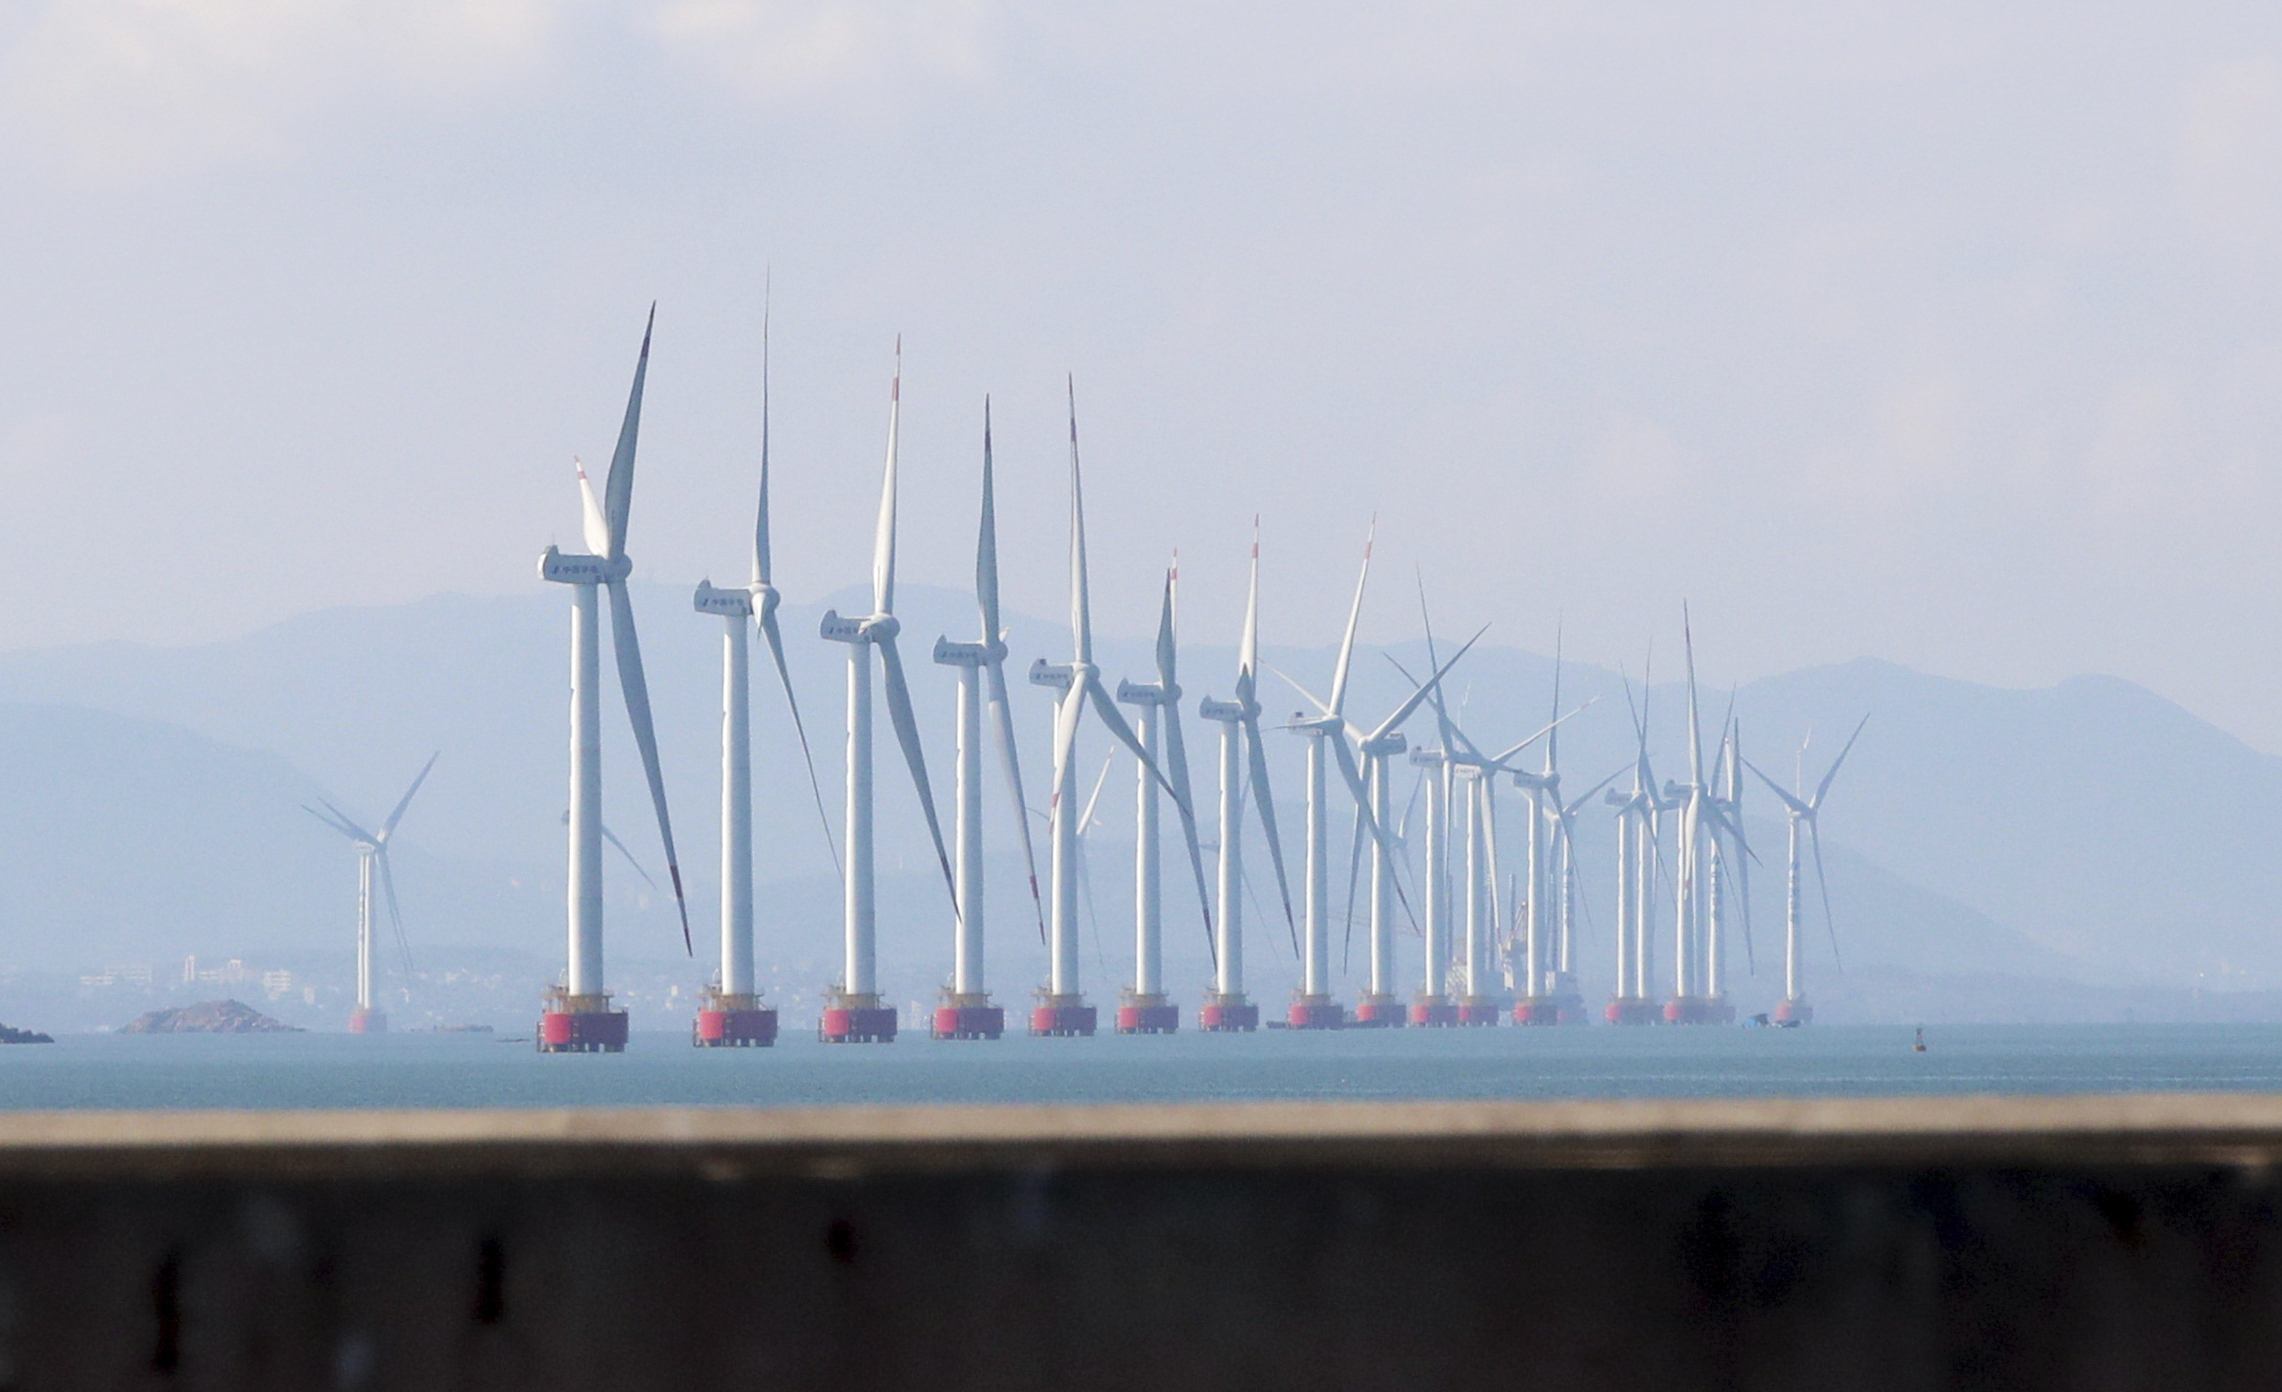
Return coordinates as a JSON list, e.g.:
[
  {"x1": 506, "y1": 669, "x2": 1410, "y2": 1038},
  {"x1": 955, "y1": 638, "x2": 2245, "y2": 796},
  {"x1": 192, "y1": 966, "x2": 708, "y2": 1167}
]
[{"x1": 4, "y1": 1096, "x2": 2282, "y2": 1390}]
